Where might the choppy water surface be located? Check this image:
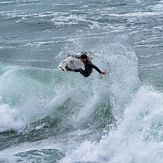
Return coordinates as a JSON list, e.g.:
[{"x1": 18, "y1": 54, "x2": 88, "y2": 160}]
[{"x1": 0, "y1": 0, "x2": 163, "y2": 162}]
